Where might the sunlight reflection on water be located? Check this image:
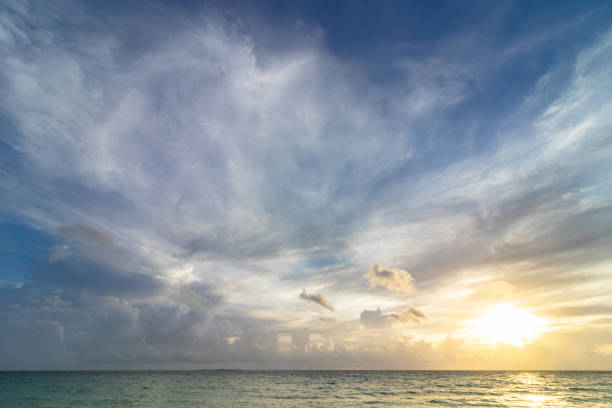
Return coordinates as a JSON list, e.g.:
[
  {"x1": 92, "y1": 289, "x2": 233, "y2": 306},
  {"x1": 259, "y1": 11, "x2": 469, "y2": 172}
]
[{"x1": 1, "y1": 370, "x2": 610, "y2": 407}]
